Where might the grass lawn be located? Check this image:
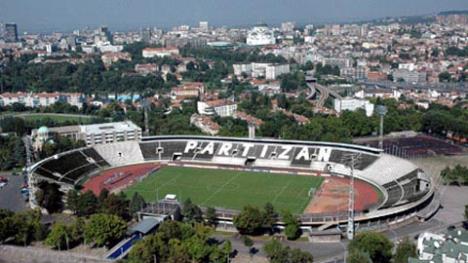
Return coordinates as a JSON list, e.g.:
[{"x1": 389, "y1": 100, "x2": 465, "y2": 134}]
[
  {"x1": 20, "y1": 113, "x2": 94, "y2": 124},
  {"x1": 124, "y1": 166, "x2": 324, "y2": 214}
]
